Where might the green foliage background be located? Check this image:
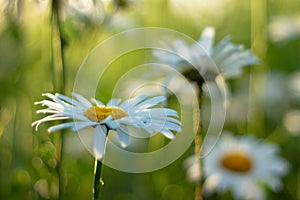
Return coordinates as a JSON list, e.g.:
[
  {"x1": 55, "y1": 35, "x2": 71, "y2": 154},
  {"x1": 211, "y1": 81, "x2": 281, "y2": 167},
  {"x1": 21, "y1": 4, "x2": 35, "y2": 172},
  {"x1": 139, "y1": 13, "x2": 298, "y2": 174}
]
[{"x1": 0, "y1": 0, "x2": 300, "y2": 199}]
